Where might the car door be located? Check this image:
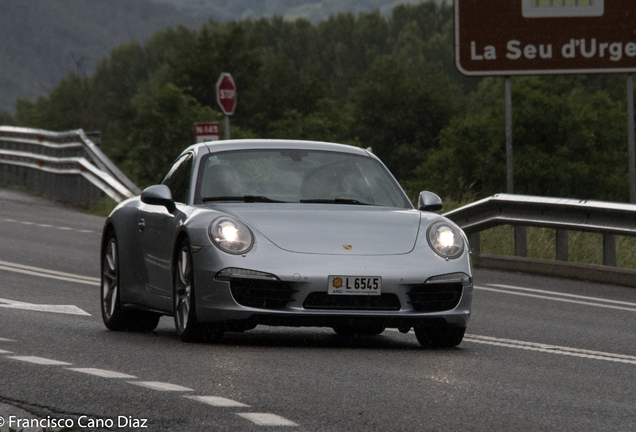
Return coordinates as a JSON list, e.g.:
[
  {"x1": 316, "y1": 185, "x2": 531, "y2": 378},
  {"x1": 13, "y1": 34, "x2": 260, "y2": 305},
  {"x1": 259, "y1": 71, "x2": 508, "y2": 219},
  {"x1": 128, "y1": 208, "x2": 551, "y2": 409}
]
[{"x1": 139, "y1": 153, "x2": 193, "y2": 306}]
